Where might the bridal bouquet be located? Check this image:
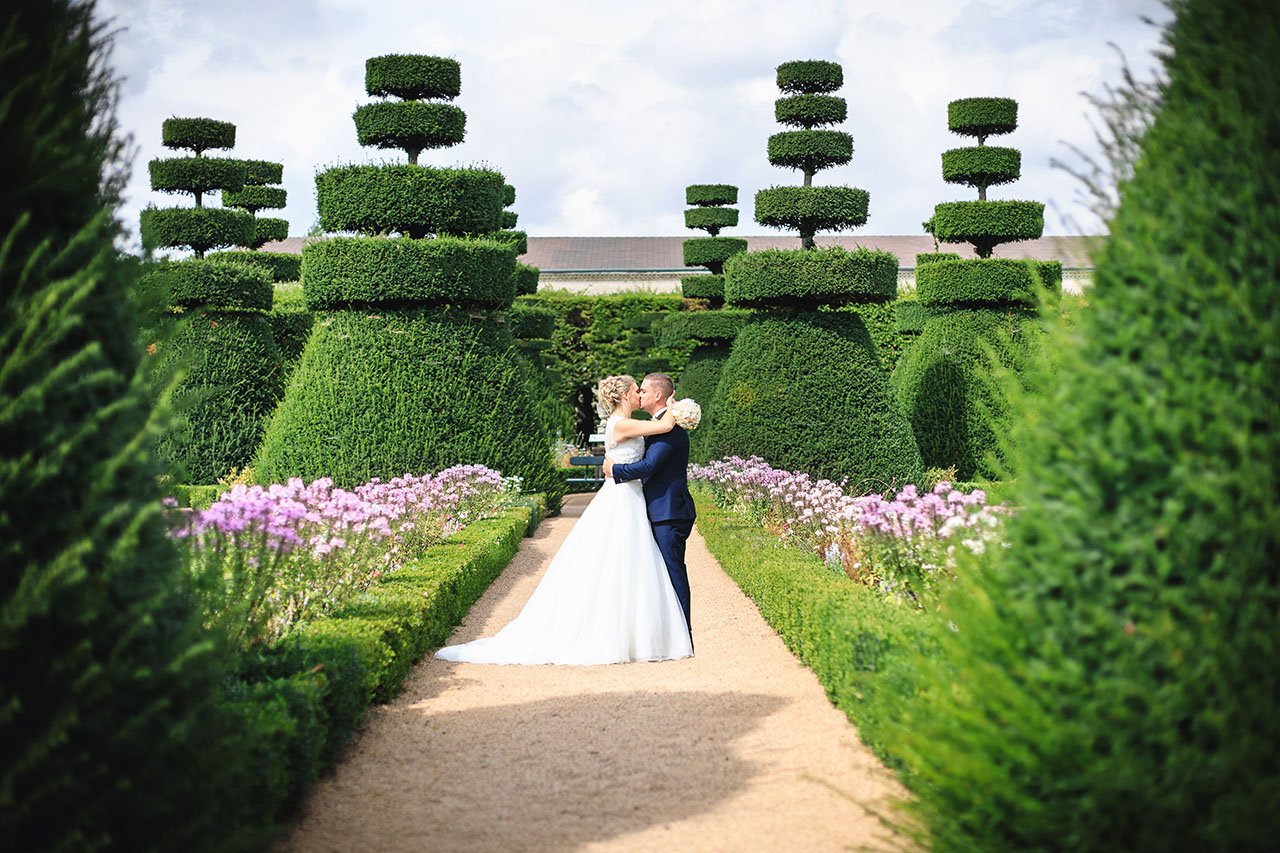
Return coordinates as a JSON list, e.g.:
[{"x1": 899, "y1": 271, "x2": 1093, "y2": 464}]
[{"x1": 671, "y1": 398, "x2": 702, "y2": 431}]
